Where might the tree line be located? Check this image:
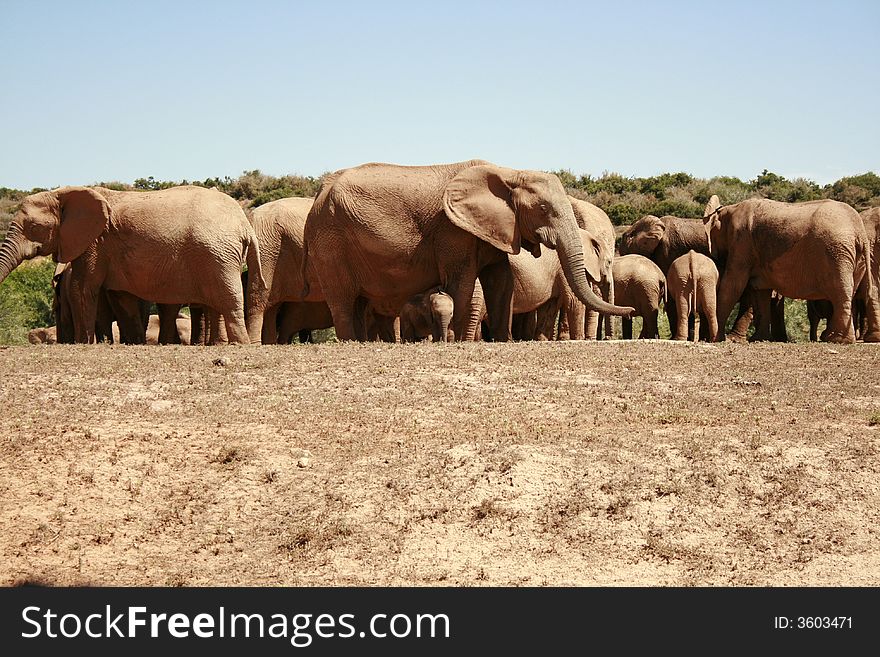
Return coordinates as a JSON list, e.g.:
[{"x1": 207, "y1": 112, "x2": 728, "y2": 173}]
[{"x1": 3, "y1": 168, "x2": 879, "y2": 234}]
